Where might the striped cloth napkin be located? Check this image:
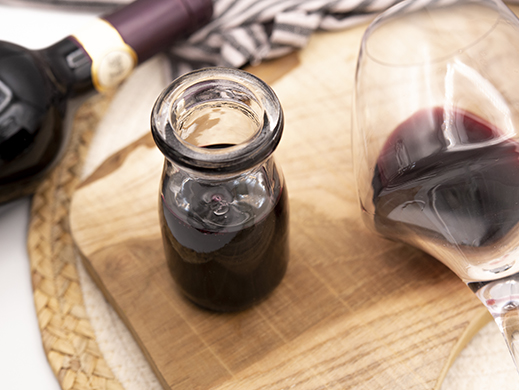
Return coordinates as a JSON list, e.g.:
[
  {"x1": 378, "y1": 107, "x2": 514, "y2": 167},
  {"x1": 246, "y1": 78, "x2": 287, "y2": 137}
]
[{"x1": 166, "y1": 0, "x2": 396, "y2": 75}]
